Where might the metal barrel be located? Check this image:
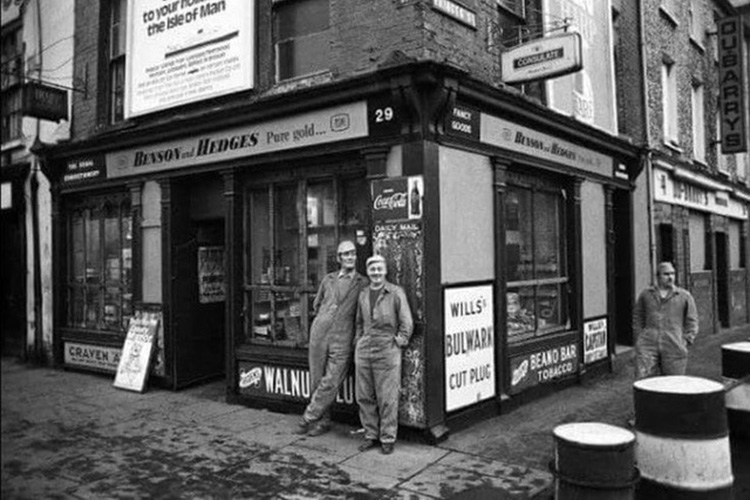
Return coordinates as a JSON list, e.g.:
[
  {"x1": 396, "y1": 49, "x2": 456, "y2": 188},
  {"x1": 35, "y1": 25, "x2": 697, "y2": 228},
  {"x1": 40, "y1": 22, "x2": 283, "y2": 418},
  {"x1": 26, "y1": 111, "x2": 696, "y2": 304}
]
[
  {"x1": 553, "y1": 422, "x2": 637, "y2": 499},
  {"x1": 634, "y1": 376, "x2": 734, "y2": 499},
  {"x1": 722, "y1": 341, "x2": 750, "y2": 440}
]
